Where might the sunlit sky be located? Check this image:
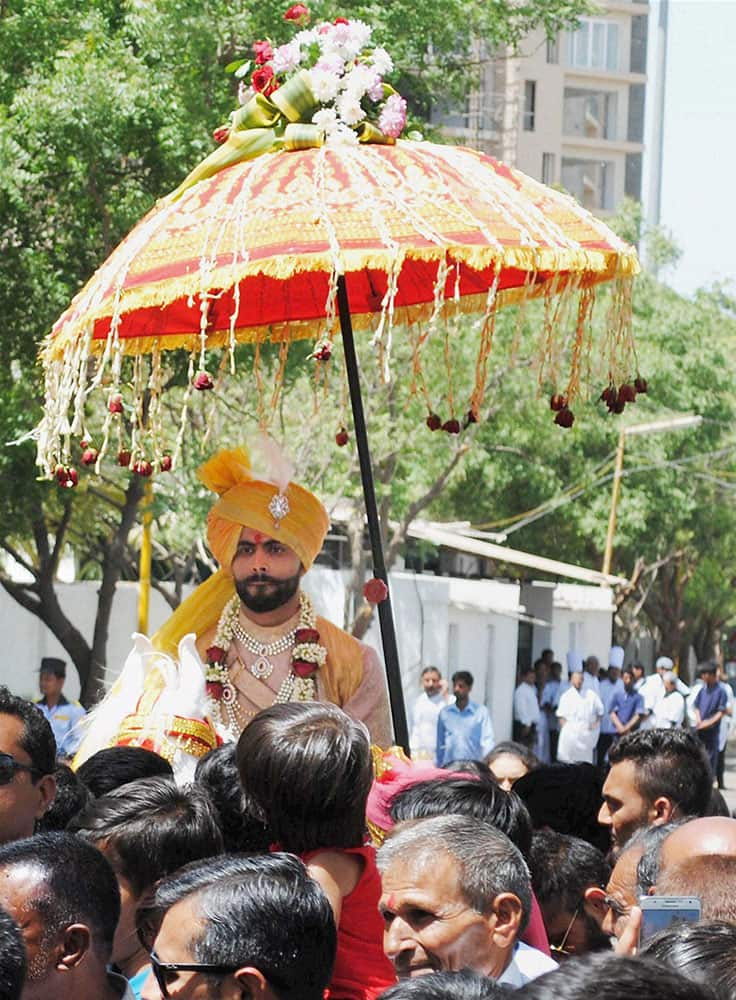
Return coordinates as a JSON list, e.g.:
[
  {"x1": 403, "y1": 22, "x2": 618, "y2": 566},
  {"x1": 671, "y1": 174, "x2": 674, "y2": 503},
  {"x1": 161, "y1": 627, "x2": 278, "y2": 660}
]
[{"x1": 653, "y1": 0, "x2": 736, "y2": 294}]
